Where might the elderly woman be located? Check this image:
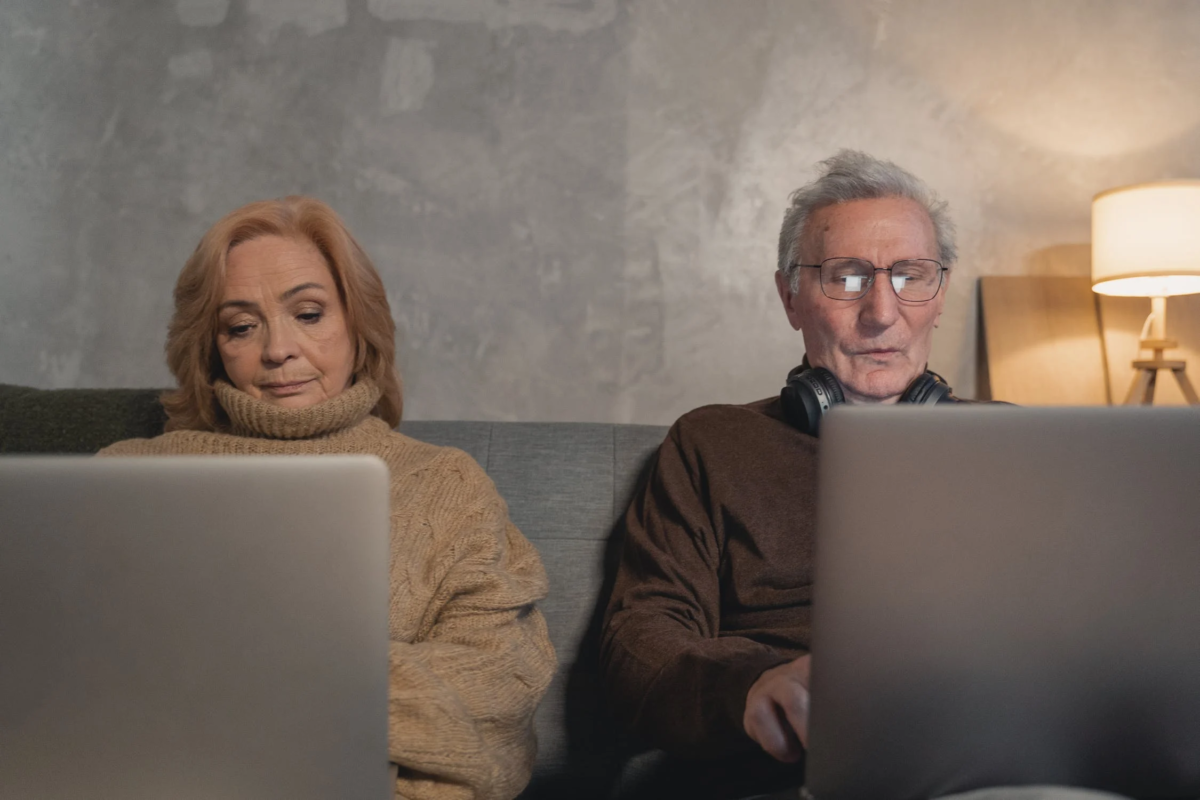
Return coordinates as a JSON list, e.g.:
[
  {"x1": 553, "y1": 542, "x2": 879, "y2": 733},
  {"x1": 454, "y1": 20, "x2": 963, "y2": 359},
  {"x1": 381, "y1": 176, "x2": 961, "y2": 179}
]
[{"x1": 99, "y1": 196, "x2": 556, "y2": 800}]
